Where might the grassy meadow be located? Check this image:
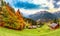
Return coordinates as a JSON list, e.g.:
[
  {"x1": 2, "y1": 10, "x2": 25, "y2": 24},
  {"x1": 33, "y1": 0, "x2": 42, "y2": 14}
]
[
  {"x1": 0, "y1": 25, "x2": 60, "y2": 36},
  {"x1": 0, "y1": 0, "x2": 60, "y2": 36}
]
